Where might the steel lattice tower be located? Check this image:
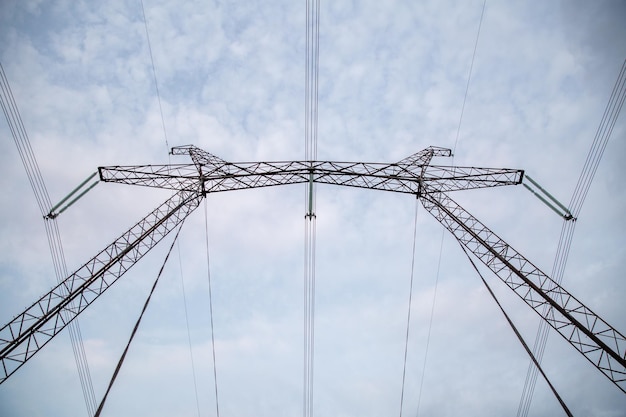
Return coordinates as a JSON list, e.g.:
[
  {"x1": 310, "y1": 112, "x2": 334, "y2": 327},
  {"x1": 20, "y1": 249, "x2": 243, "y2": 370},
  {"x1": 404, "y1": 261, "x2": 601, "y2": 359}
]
[{"x1": 1, "y1": 145, "x2": 624, "y2": 393}]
